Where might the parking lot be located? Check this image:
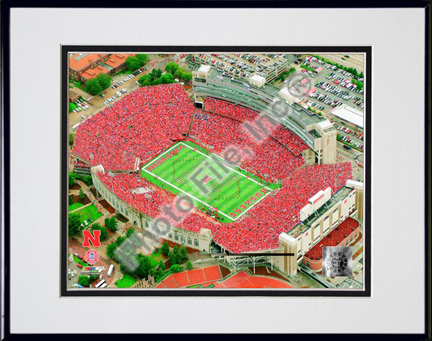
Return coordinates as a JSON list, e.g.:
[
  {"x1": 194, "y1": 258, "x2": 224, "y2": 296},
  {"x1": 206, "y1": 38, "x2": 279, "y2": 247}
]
[
  {"x1": 334, "y1": 122, "x2": 364, "y2": 152},
  {"x1": 69, "y1": 68, "x2": 145, "y2": 129},
  {"x1": 294, "y1": 55, "x2": 365, "y2": 116}
]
